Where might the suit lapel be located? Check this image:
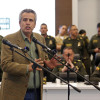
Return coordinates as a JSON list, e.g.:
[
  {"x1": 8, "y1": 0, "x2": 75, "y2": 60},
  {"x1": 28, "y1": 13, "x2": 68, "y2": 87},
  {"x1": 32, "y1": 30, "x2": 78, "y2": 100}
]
[
  {"x1": 16, "y1": 31, "x2": 45, "y2": 61},
  {"x1": 15, "y1": 30, "x2": 30, "y2": 61},
  {"x1": 33, "y1": 33, "x2": 43, "y2": 58}
]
